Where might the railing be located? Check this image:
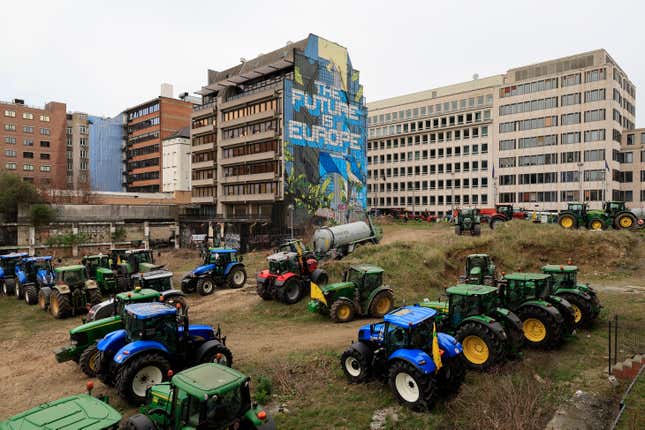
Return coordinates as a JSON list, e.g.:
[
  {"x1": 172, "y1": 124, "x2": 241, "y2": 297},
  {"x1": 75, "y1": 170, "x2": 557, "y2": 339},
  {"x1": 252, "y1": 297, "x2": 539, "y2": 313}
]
[
  {"x1": 608, "y1": 315, "x2": 644, "y2": 374},
  {"x1": 193, "y1": 101, "x2": 216, "y2": 112}
]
